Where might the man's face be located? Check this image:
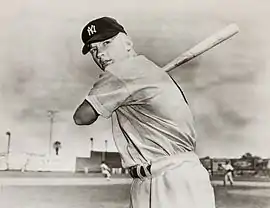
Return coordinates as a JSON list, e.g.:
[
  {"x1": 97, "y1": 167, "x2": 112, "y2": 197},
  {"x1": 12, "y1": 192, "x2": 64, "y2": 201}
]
[{"x1": 88, "y1": 34, "x2": 130, "y2": 70}]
